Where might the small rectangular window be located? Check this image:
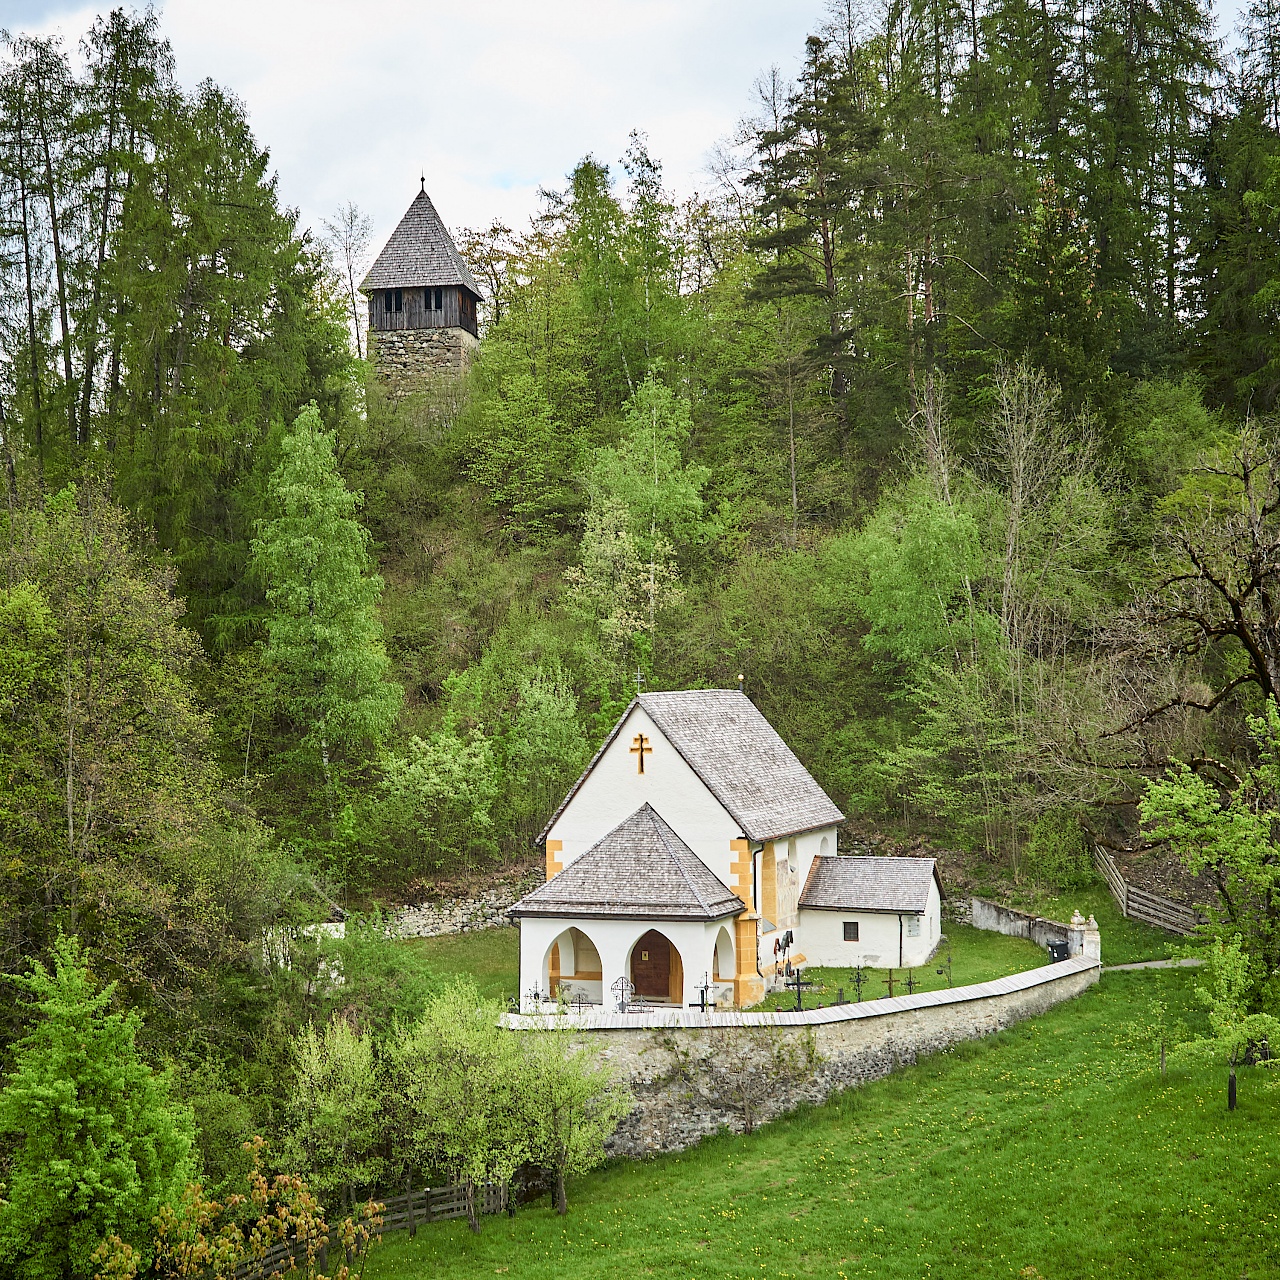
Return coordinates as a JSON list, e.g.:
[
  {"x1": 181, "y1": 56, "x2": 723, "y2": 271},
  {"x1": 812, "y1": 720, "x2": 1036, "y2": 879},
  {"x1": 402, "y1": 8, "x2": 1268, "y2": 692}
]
[
  {"x1": 906, "y1": 916, "x2": 921, "y2": 938},
  {"x1": 384, "y1": 292, "x2": 393, "y2": 312},
  {"x1": 843, "y1": 921, "x2": 859, "y2": 942},
  {"x1": 435, "y1": 287, "x2": 443, "y2": 310},
  {"x1": 394, "y1": 289, "x2": 403, "y2": 312}
]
